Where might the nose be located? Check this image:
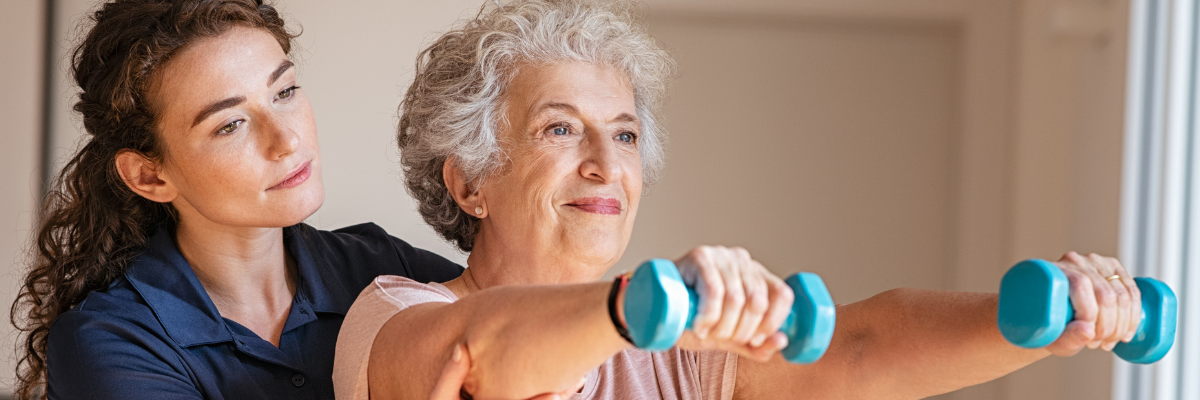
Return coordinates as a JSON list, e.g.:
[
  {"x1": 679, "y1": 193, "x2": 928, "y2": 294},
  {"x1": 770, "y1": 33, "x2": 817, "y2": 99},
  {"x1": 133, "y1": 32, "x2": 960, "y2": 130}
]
[
  {"x1": 579, "y1": 130, "x2": 624, "y2": 184},
  {"x1": 260, "y1": 112, "x2": 300, "y2": 160}
]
